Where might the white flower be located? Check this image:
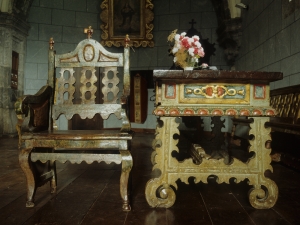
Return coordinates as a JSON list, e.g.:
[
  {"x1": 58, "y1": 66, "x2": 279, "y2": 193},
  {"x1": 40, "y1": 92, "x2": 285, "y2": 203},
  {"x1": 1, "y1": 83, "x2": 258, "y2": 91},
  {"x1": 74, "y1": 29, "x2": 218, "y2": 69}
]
[
  {"x1": 195, "y1": 42, "x2": 201, "y2": 48},
  {"x1": 180, "y1": 32, "x2": 186, "y2": 36},
  {"x1": 176, "y1": 43, "x2": 181, "y2": 49},
  {"x1": 188, "y1": 38, "x2": 194, "y2": 45},
  {"x1": 174, "y1": 34, "x2": 180, "y2": 41},
  {"x1": 188, "y1": 48, "x2": 195, "y2": 56},
  {"x1": 173, "y1": 57, "x2": 177, "y2": 62},
  {"x1": 172, "y1": 47, "x2": 178, "y2": 54}
]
